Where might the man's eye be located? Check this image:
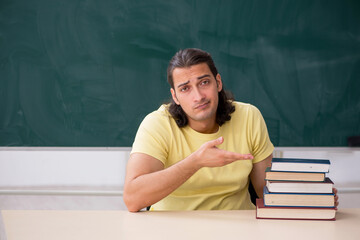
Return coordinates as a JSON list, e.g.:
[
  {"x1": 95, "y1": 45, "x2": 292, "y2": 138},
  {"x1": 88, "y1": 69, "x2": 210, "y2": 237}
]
[
  {"x1": 200, "y1": 80, "x2": 209, "y2": 85},
  {"x1": 180, "y1": 86, "x2": 189, "y2": 92}
]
